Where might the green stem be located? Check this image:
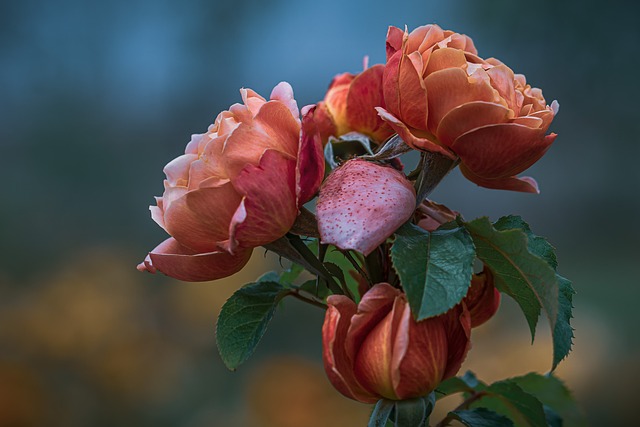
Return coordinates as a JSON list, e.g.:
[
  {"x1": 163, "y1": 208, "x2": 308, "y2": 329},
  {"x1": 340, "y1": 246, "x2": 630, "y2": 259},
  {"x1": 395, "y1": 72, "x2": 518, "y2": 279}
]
[
  {"x1": 287, "y1": 288, "x2": 327, "y2": 310},
  {"x1": 287, "y1": 234, "x2": 344, "y2": 296}
]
